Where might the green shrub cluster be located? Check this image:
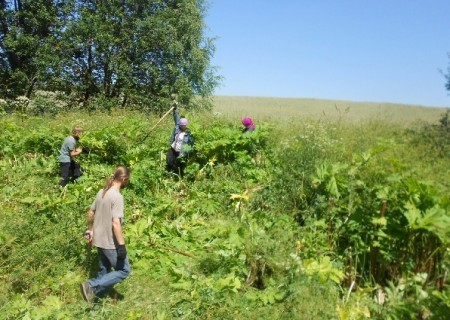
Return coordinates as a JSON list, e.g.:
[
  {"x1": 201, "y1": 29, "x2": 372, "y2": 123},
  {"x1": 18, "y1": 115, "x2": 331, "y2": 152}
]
[{"x1": 407, "y1": 109, "x2": 450, "y2": 159}]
